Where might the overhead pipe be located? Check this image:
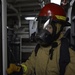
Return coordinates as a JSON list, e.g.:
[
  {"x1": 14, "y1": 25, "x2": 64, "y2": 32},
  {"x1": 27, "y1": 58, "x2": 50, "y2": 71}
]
[
  {"x1": 14, "y1": 3, "x2": 40, "y2": 7},
  {"x1": 7, "y1": 3, "x2": 22, "y2": 27},
  {"x1": 7, "y1": 3, "x2": 18, "y2": 14},
  {"x1": 38, "y1": 0, "x2": 45, "y2": 8},
  {"x1": 38, "y1": 0, "x2": 51, "y2": 8},
  {"x1": 7, "y1": 12, "x2": 39, "y2": 16}
]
